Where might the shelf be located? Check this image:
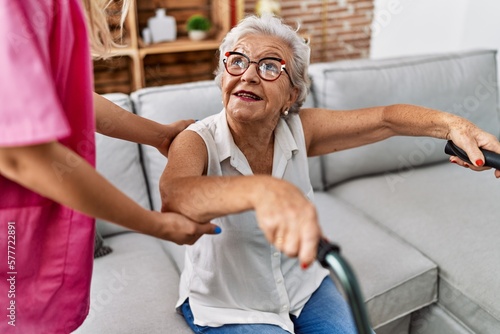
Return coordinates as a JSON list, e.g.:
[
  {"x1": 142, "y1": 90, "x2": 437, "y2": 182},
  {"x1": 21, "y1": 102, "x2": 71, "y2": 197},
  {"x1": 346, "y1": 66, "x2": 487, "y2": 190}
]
[
  {"x1": 109, "y1": 46, "x2": 137, "y2": 57},
  {"x1": 109, "y1": 39, "x2": 221, "y2": 58},
  {"x1": 139, "y1": 38, "x2": 221, "y2": 56},
  {"x1": 93, "y1": 0, "x2": 232, "y2": 94}
]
